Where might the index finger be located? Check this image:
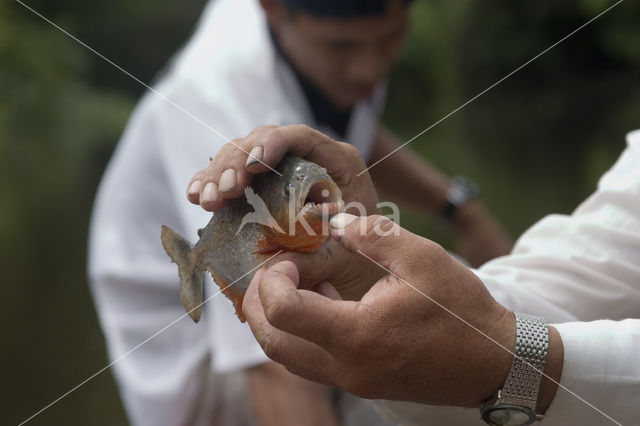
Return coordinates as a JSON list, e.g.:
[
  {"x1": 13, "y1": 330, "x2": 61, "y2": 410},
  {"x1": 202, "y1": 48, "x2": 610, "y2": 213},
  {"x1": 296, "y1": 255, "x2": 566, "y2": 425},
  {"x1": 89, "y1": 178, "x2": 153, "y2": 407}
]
[
  {"x1": 188, "y1": 124, "x2": 365, "y2": 210},
  {"x1": 186, "y1": 125, "x2": 278, "y2": 210},
  {"x1": 243, "y1": 268, "x2": 338, "y2": 384},
  {"x1": 250, "y1": 125, "x2": 366, "y2": 188},
  {"x1": 257, "y1": 260, "x2": 359, "y2": 354}
]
